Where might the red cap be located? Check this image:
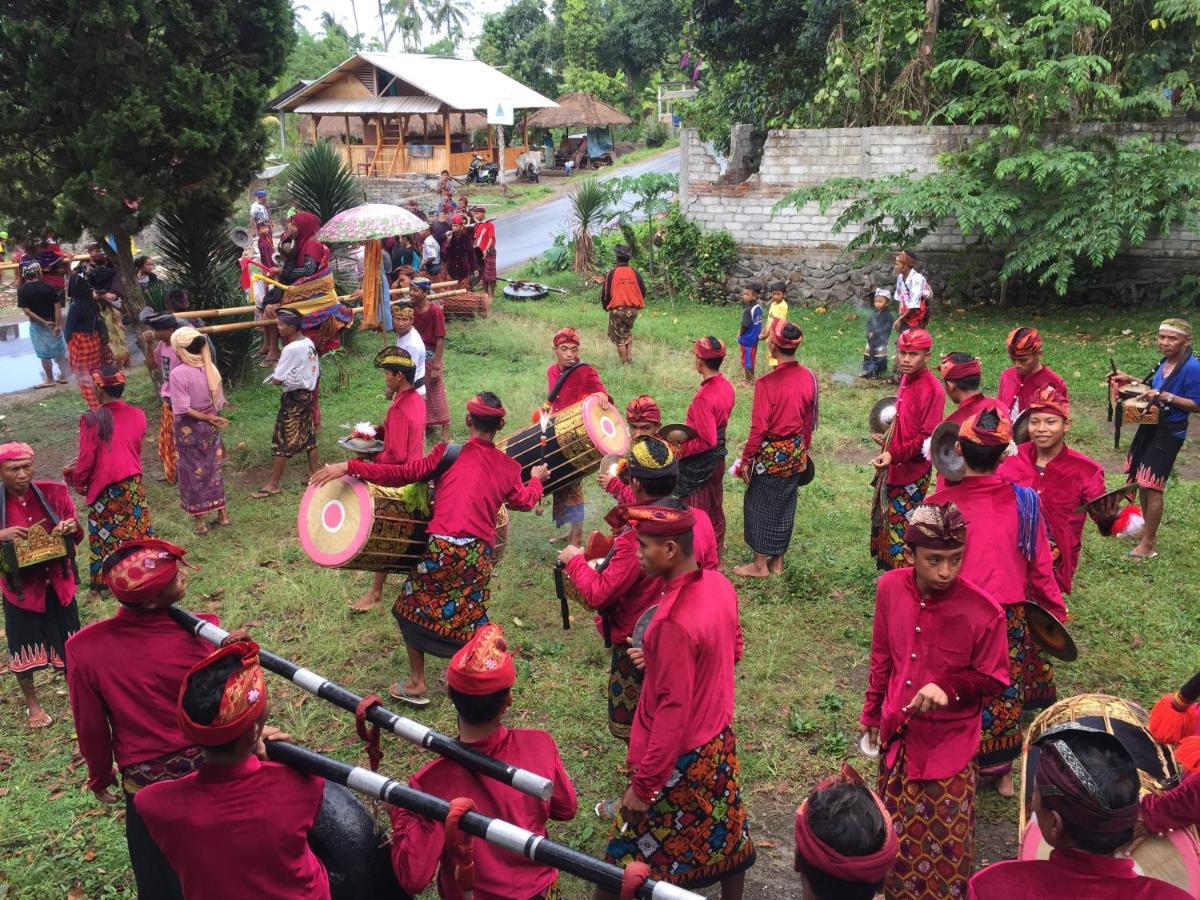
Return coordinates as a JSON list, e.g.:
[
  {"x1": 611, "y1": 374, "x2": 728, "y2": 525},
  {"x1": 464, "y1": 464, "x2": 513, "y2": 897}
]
[
  {"x1": 0, "y1": 442, "x2": 34, "y2": 462},
  {"x1": 466, "y1": 394, "x2": 506, "y2": 417},
  {"x1": 177, "y1": 639, "x2": 268, "y2": 746},
  {"x1": 91, "y1": 369, "x2": 126, "y2": 389},
  {"x1": 625, "y1": 395, "x2": 661, "y2": 426},
  {"x1": 101, "y1": 538, "x2": 195, "y2": 607},
  {"x1": 693, "y1": 337, "x2": 726, "y2": 360},
  {"x1": 1006, "y1": 326, "x2": 1043, "y2": 357},
  {"x1": 897, "y1": 328, "x2": 932, "y2": 351},
  {"x1": 625, "y1": 504, "x2": 696, "y2": 536},
  {"x1": 938, "y1": 355, "x2": 980, "y2": 381},
  {"x1": 447, "y1": 624, "x2": 516, "y2": 695},
  {"x1": 552, "y1": 327, "x2": 580, "y2": 348}
]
